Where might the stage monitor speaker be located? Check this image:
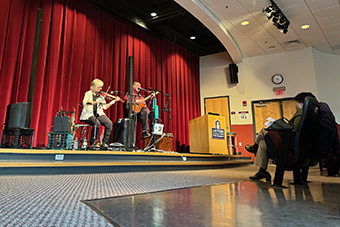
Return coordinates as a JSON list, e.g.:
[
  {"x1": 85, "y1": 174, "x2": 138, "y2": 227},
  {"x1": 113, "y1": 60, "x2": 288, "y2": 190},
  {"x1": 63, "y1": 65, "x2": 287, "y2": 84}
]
[
  {"x1": 229, "y1": 63, "x2": 239, "y2": 84},
  {"x1": 53, "y1": 116, "x2": 72, "y2": 133},
  {"x1": 113, "y1": 118, "x2": 134, "y2": 149},
  {"x1": 5, "y1": 102, "x2": 31, "y2": 129}
]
